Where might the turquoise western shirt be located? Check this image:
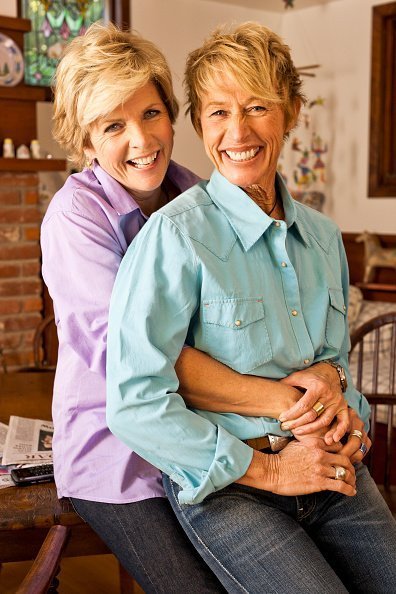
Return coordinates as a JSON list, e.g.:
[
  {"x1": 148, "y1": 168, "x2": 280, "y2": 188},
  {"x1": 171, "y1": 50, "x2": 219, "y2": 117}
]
[{"x1": 107, "y1": 170, "x2": 370, "y2": 505}]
